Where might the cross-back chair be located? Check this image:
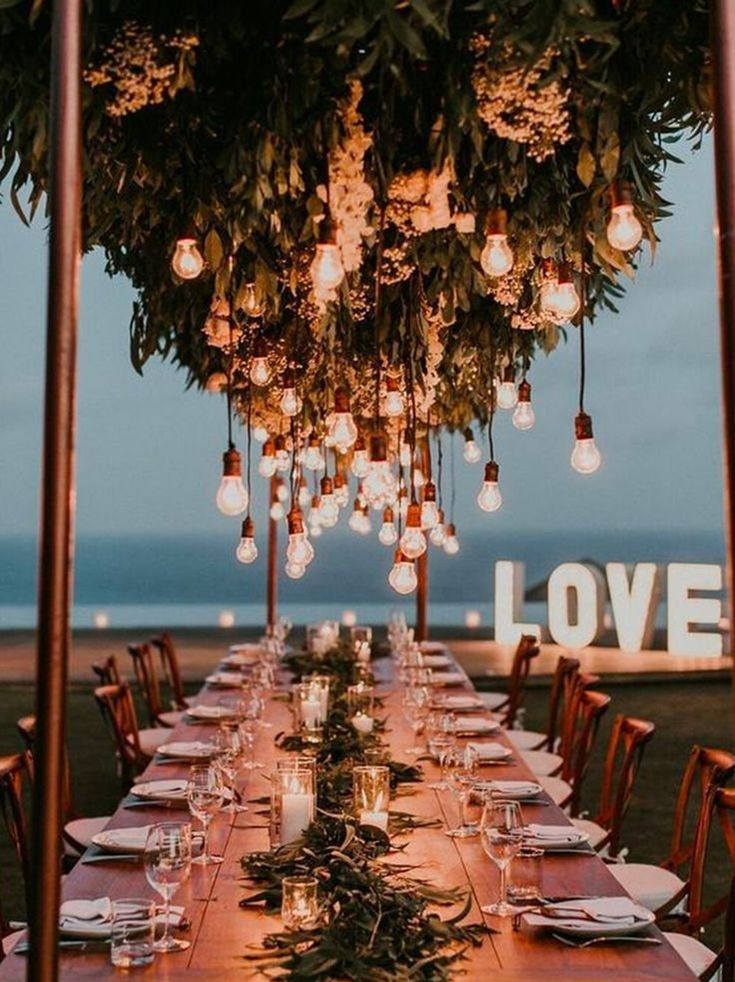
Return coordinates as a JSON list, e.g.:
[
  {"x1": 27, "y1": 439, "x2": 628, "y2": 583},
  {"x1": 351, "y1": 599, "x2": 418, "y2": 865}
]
[
  {"x1": 571, "y1": 713, "x2": 655, "y2": 858},
  {"x1": 15, "y1": 716, "x2": 110, "y2": 858},
  {"x1": 150, "y1": 633, "x2": 192, "y2": 711},
  {"x1": 91, "y1": 653, "x2": 120, "y2": 686},
  {"x1": 127, "y1": 643, "x2": 181, "y2": 728},
  {"x1": 519, "y1": 667, "x2": 599, "y2": 777},
  {"x1": 94, "y1": 682, "x2": 166, "y2": 791},
  {"x1": 508, "y1": 655, "x2": 580, "y2": 752},
  {"x1": 610, "y1": 745, "x2": 735, "y2": 919},
  {"x1": 480, "y1": 634, "x2": 540, "y2": 727},
  {"x1": 0, "y1": 753, "x2": 32, "y2": 914}
]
